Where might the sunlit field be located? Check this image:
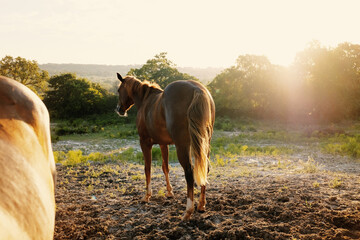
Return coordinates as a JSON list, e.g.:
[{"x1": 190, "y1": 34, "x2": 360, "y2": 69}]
[{"x1": 52, "y1": 114, "x2": 360, "y2": 239}]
